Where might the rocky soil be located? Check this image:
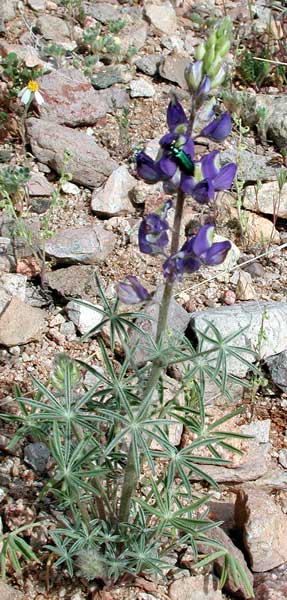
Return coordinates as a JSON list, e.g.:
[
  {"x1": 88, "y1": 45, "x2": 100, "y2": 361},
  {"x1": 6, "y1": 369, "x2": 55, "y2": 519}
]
[{"x1": 1, "y1": 0, "x2": 287, "y2": 599}]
